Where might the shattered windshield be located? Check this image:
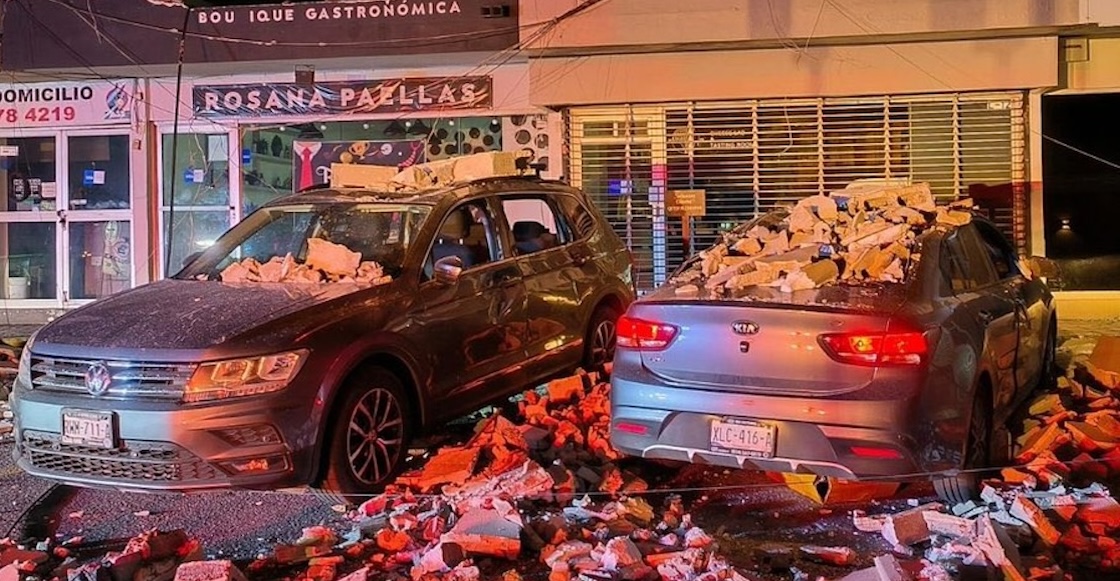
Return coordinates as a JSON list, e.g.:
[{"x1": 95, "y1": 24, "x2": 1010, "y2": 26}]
[{"x1": 175, "y1": 202, "x2": 431, "y2": 283}]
